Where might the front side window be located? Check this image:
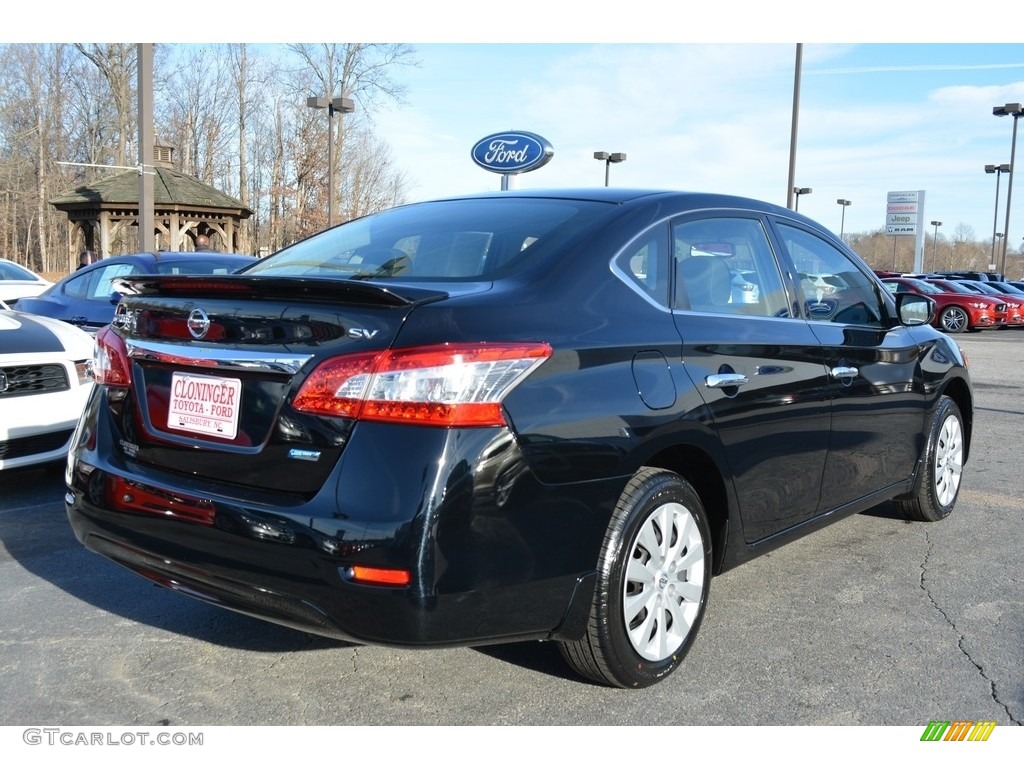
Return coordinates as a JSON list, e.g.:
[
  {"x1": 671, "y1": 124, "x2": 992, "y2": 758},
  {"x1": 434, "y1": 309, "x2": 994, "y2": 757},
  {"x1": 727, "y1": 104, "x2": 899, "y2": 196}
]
[
  {"x1": 776, "y1": 222, "x2": 885, "y2": 327},
  {"x1": 92, "y1": 264, "x2": 139, "y2": 299}
]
